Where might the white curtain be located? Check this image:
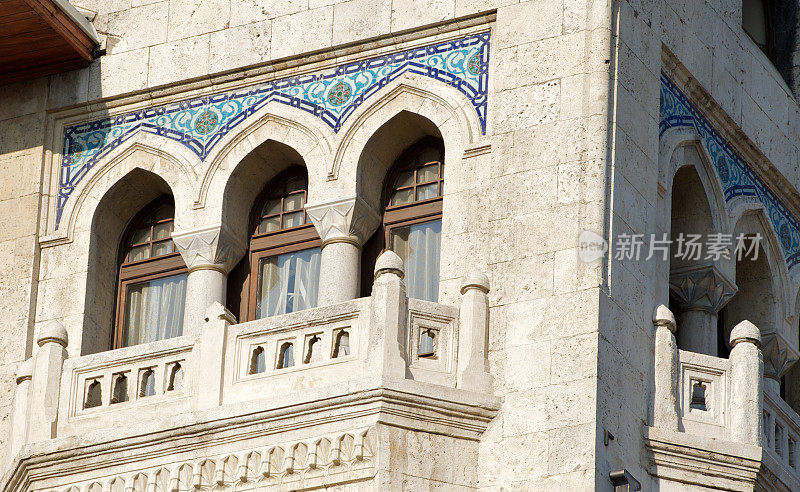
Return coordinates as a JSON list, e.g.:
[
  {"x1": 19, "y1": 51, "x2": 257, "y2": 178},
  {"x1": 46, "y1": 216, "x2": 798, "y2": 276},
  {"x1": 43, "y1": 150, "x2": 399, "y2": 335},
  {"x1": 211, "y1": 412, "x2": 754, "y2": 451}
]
[
  {"x1": 393, "y1": 220, "x2": 441, "y2": 302},
  {"x1": 257, "y1": 248, "x2": 321, "y2": 318},
  {"x1": 124, "y1": 274, "x2": 187, "y2": 347}
]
